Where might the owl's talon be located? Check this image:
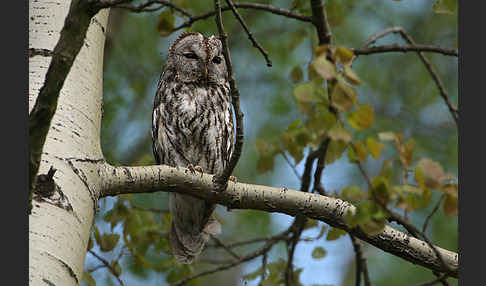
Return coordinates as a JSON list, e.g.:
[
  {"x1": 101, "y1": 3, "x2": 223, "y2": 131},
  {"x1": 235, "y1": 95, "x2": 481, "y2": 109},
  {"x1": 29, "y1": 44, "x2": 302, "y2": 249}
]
[
  {"x1": 187, "y1": 164, "x2": 204, "y2": 175},
  {"x1": 229, "y1": 175, "x2": 237, "y2": 183}
]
